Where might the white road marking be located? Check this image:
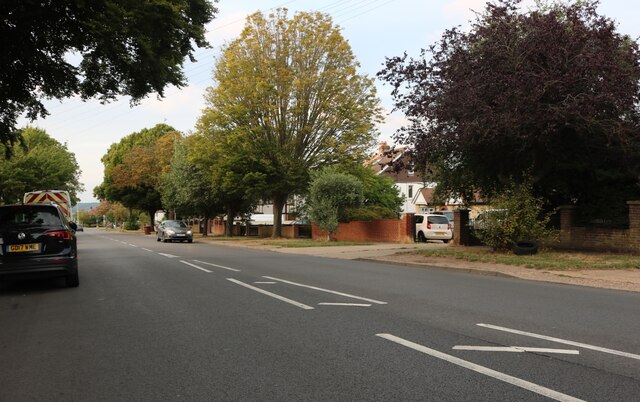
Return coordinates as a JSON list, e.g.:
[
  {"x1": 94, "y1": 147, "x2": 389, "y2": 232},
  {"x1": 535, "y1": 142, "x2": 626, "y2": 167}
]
[
  {"x1": 318, "y1": 303, "x2": 372, "y2": 307},
  {"x1": 377, "y1": 334, "x2": 585, "y2": 402},
  {"x1": 128, "y1": 244, "x2": 138, "y2": 247},
  {"x1": 179, "y1": 260, "x2": 212, "y2": 273},
  {"x1": 254, "y1": 281, "x2": 277, "y2": 284},
  {"x1": 227, "y1": 278, "x2": 314, "y2": 310},
  {"x1": 141, "y1": 248, "x2": 153, "y2": 252},
  {"x1": 453, "y1": 346, "x2": 579, "y2": 355},
  {"x1": 478, "y1": 323, "x2": 640, "y2": 361},
  {"x1": 192, "y1": 260, "x2": 240, "y2": 272},
  {"x1": 158, "y1": 253, "x2": 180, "y2": 258},
  {"x1": 262, "y1": 276, "x2": 387, "y2": 305}
]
